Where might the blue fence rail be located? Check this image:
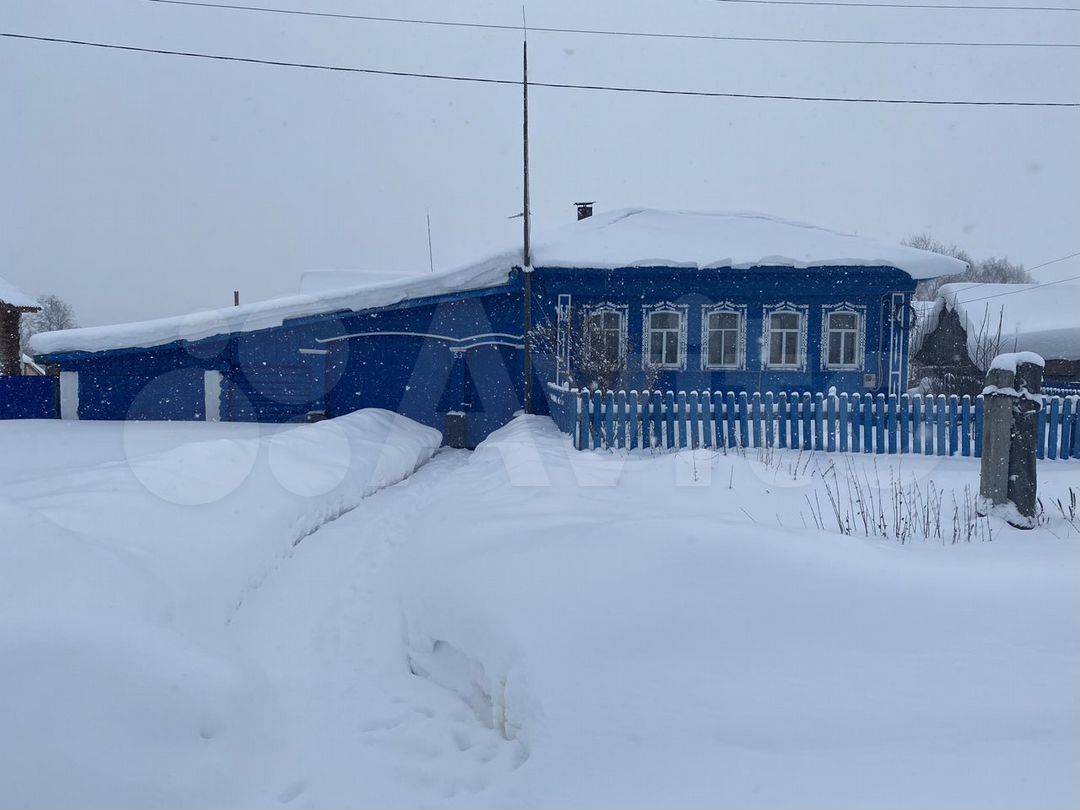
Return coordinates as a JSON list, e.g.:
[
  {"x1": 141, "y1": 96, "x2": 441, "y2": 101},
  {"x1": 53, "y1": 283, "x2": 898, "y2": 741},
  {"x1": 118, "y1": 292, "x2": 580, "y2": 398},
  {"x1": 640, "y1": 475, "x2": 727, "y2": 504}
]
[
  {"x1": 545, "y1": 383, "x2": 1080, "y2": 460},
  {"x1": 0, "y1": 376, "x2": 59, "y2": 420}
]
